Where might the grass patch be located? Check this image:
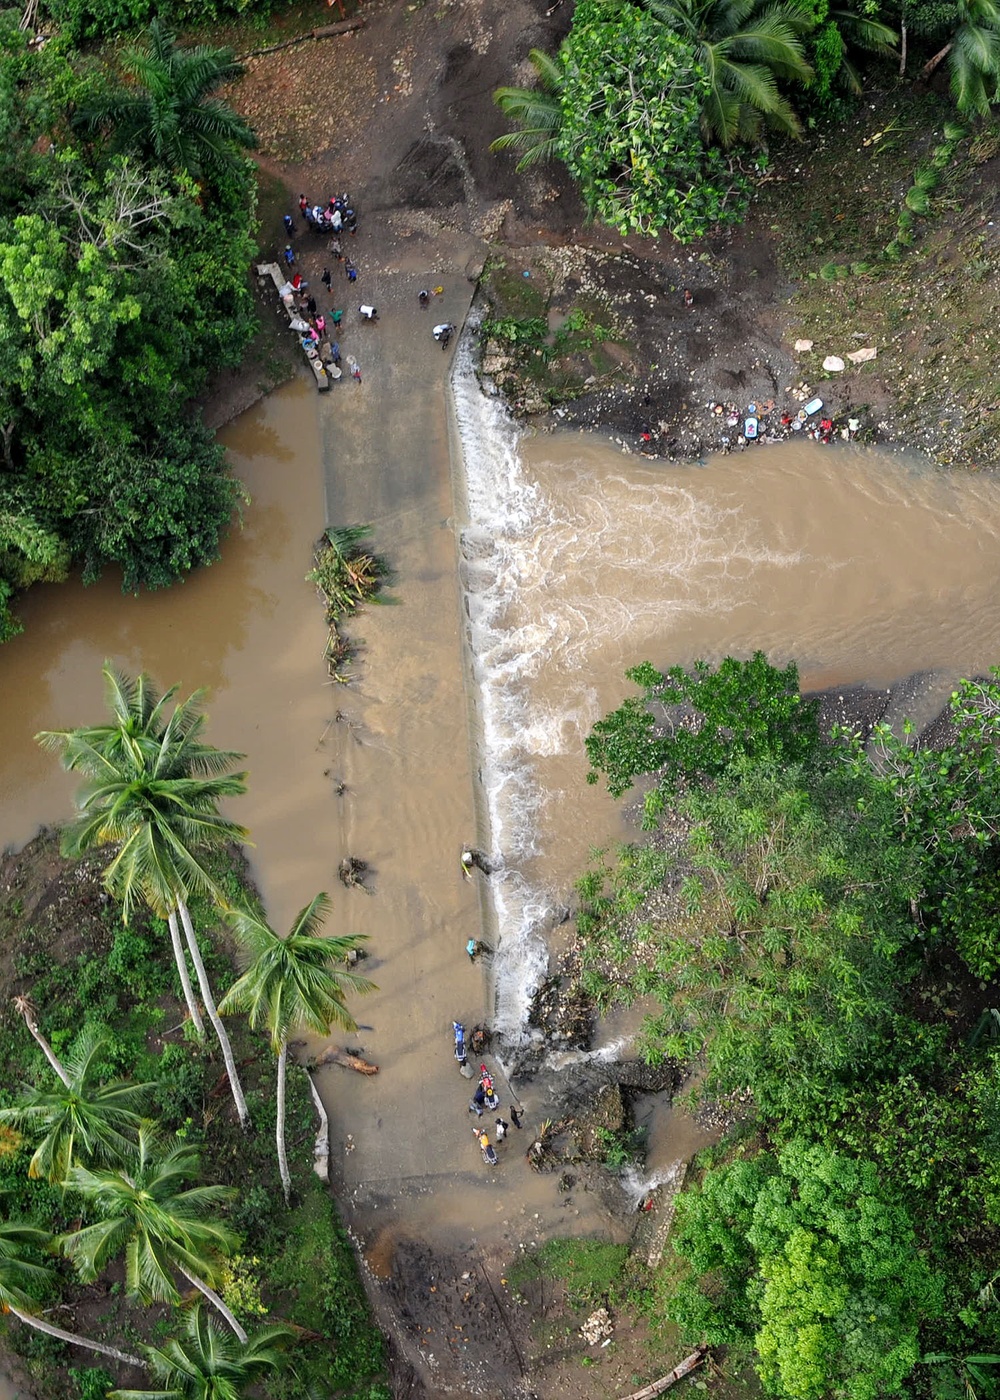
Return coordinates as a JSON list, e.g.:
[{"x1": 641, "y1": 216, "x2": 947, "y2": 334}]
[{"x1": 509, "y1": 1237, "x2": 630, "y2": 1309}]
